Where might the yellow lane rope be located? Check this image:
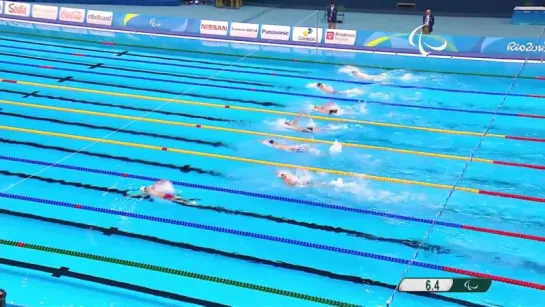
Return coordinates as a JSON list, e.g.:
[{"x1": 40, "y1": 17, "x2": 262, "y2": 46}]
[
  {"x1": 0, "y1": 124, "x2": 480, "y2": 194},
  {"x1": 5, "y1": 79, "x2": 506, "y2": 138},
  {"x1": 0, "y1": 99, "x2": 494, "y2": 164}
]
